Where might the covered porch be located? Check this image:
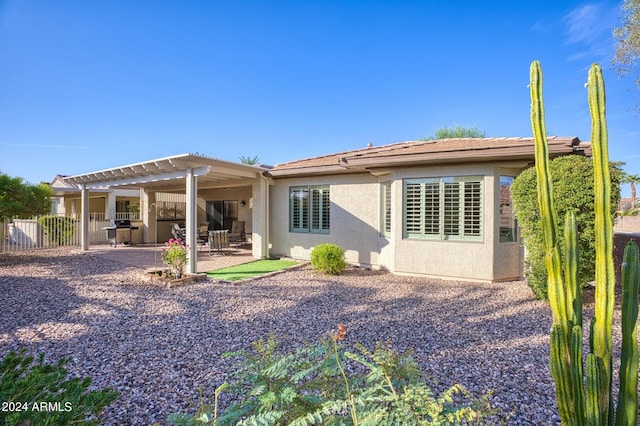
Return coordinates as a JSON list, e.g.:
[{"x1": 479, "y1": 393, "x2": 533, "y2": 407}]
[{"x1": 63, "y1": 153, "x2": 271, "y2": 274}]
